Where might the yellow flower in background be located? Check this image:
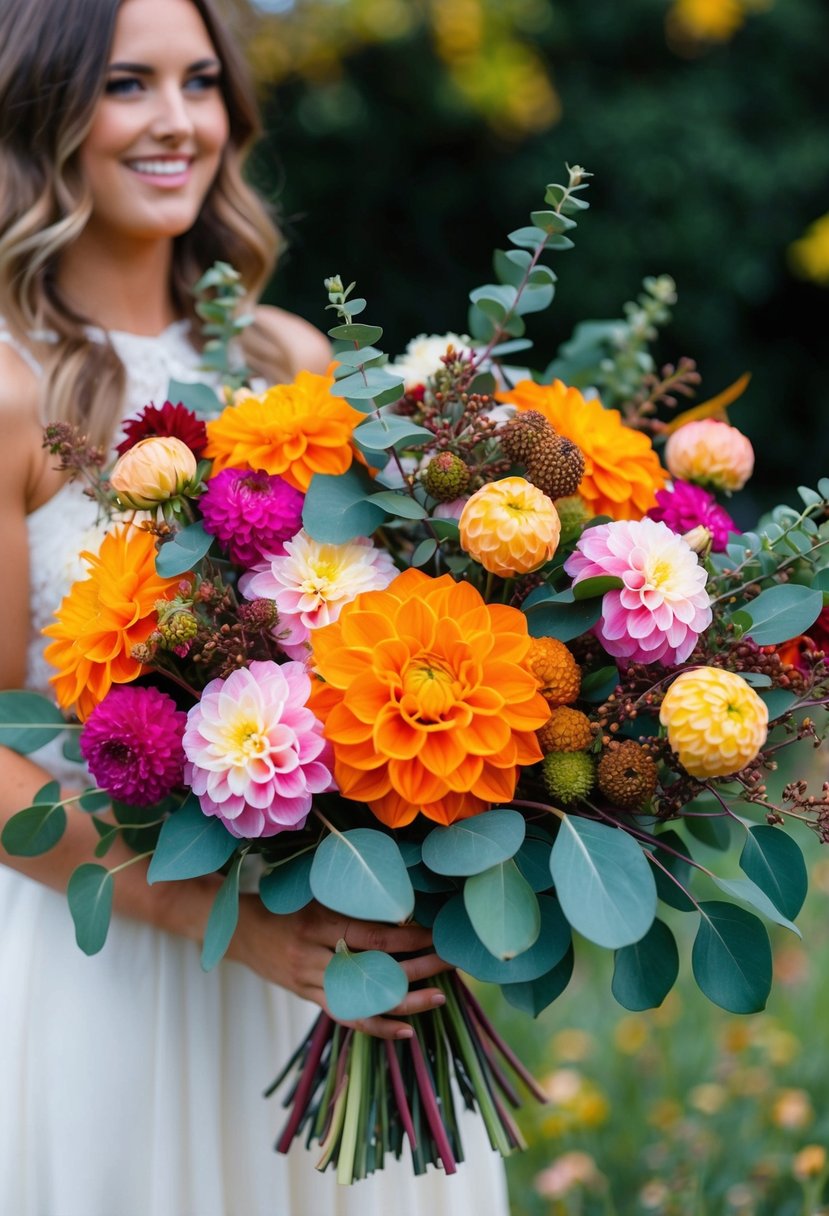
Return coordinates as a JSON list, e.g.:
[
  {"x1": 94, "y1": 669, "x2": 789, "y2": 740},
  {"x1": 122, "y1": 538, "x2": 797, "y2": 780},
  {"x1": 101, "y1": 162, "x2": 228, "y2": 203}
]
[
  {"x1": 110, "y1": 435, "x2": 198, "y2": 510},
  {"x1": 771, "y1": 1088, "x2": 814, "y2": 1130},
  {"x1": 614, "y1": 1015, "x2": 649, "y2": 1055},
  {"x1": 789, "y1": 212, "x2": 829, "y2": 286},
  {"x1": 793, "y1": 1145, "x2": 827, "y2": 1181},
  {"x1": 459, "y1": 476, "x2": 561, "y2": 576},
  {"x1": 667, "y1": 0, "x2": 746, "y2": 43},
  {"x1": 659, "y1": 666, "x2": 768, "y2": 778},
  {"x1": 498, "y1": 379, "x2": 666, "y2": 520},
  {"x1": 204, "y1": 369, "x2": 364, "y2": 492}
]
